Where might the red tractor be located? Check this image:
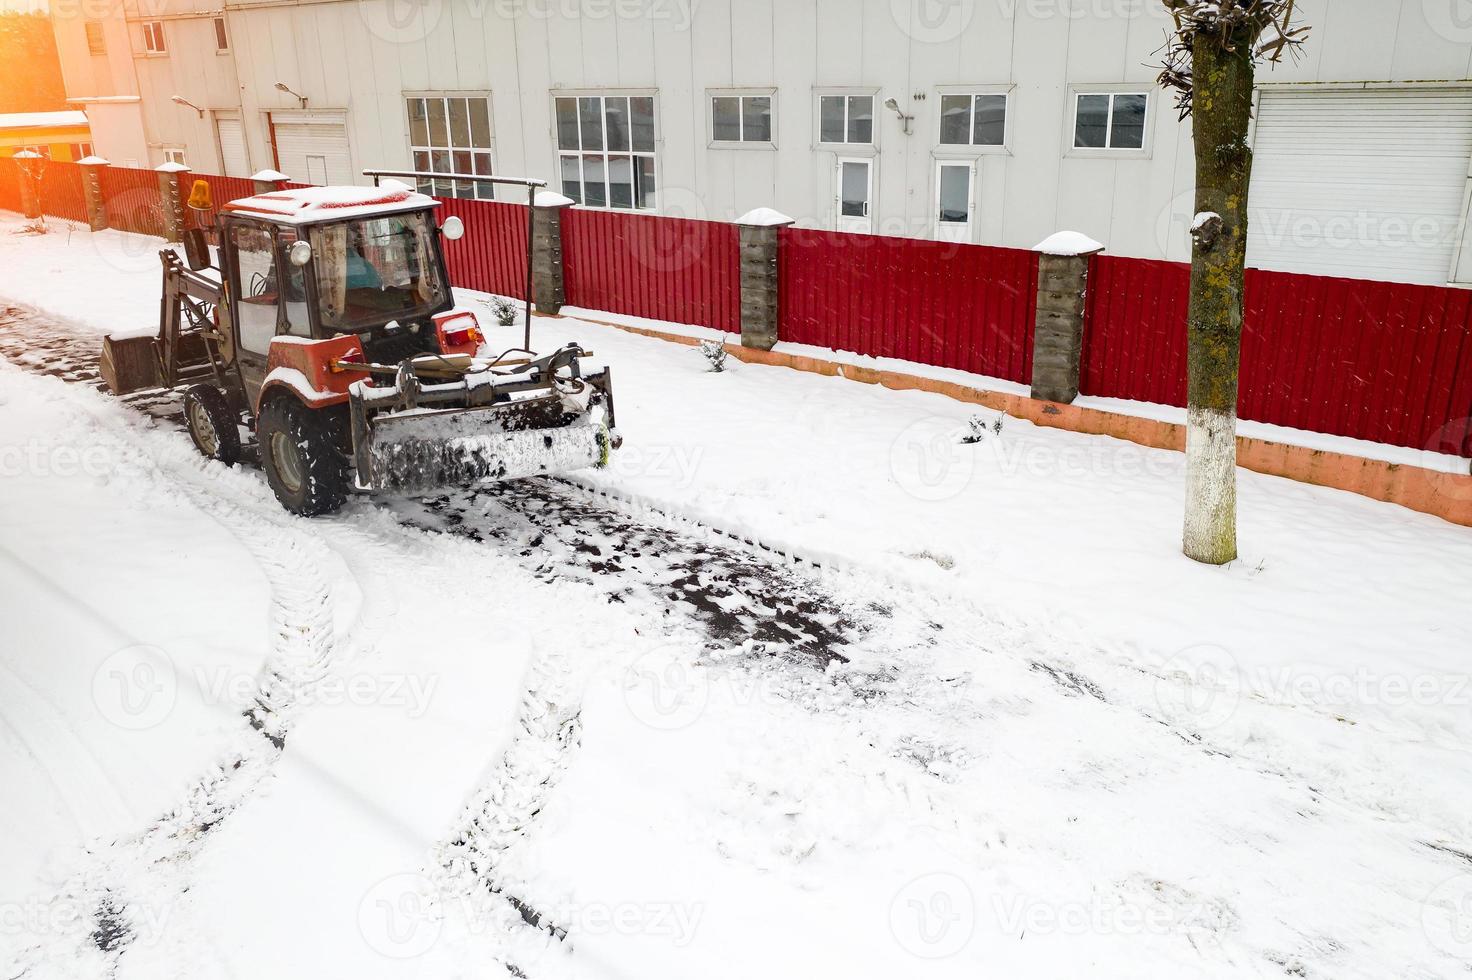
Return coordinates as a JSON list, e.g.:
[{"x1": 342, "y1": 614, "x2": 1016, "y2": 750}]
[{"x1": 101, "y1": 173, "x2": 617, "y2": 516}]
